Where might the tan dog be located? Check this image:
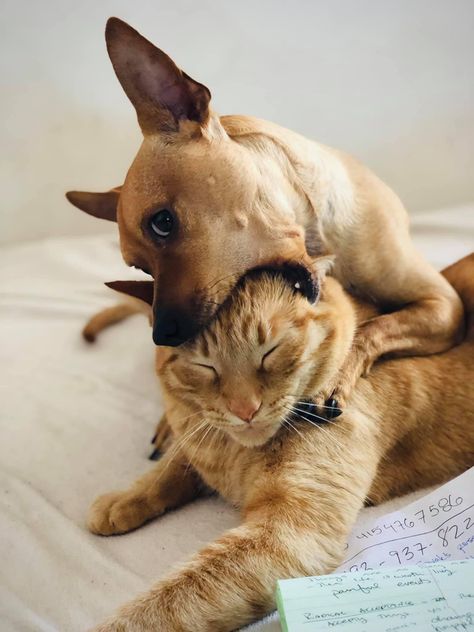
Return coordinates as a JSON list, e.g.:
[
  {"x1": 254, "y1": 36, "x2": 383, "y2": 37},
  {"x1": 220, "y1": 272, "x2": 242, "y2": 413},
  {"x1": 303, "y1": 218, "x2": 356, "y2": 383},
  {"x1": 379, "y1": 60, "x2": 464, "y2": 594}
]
[{"x1": 67, "y1": 17, "x2": 463, "y2": 406}]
